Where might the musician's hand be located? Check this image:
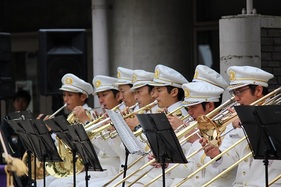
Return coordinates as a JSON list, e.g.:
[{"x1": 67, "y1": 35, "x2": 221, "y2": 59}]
[
  {"x1": 37, "y1": 114, "x2": 49, "y2": 120},
  {"x1": 148, "y1": 154, "x2": 168, "y2": 168},
  {"x1": 232, "y1": 118, "x2": 241, "y2": 129},
  {"x1": 108, "y1": 123, "x2": 116, "y2": 132},
  {"x1": 185, "y1": 128, "x2": 200, "y2": 143},
  {"x1": 167, "y1": 115, "x2": 183, "y2": 130},
  {"x1": 5, "y1": 154, "x2": 27, "y2": 176},
  {"x1": 92, "y1": 110, "x2": 104, "y2": 120},
  {"x1": 73, "y1": 106, "x2": 90, "y2": 124},
  {"x1": 121, "y1": 106, "x2": 131, "y2": 116},
  {"x1": 199, "y1": 138, "x2": 221, "y2": 159},
  {"x1": 125, "y1": 117, "x2": 139, "y2": 131}
]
